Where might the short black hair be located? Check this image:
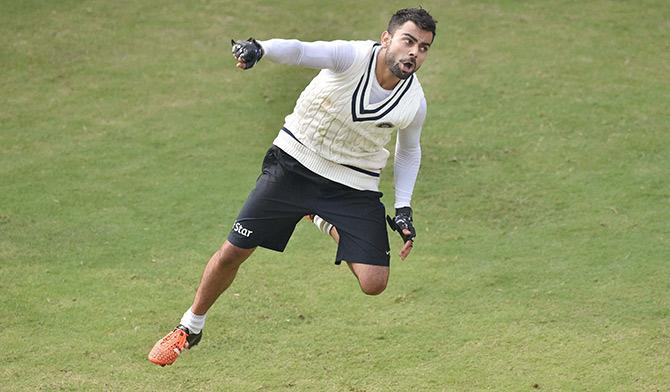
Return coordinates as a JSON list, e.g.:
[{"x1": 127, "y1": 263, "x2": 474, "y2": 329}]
[{"x1": 388, "y1": 7, "x2": 437, "y2": 38}]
